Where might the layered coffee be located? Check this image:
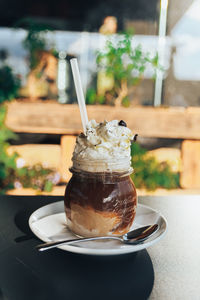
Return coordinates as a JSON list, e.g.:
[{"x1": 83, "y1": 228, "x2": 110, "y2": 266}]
[{"x1": 64, "y1": 120, "x2": 137, "y2": 237}]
